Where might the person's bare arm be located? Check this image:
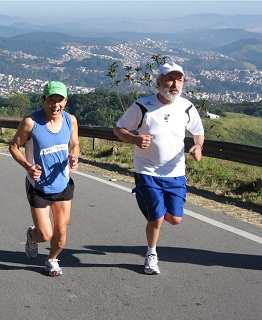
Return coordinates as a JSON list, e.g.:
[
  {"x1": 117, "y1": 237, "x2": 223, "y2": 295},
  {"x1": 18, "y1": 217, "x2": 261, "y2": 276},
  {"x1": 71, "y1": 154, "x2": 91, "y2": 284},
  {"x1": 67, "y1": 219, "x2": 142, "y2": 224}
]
[
  {"x1": 189, "y1": 134, "x2": 205, "y2": 162},
  {"x1": 68, "y1": 115, "x2": 80, "y2": 173},
  {"x1": 113, "y1": 126, "x2": 153, "y2": 149},
  {"x1": 9, "y1": 116, "x2": 42, "y2": 180}
]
